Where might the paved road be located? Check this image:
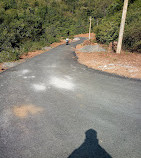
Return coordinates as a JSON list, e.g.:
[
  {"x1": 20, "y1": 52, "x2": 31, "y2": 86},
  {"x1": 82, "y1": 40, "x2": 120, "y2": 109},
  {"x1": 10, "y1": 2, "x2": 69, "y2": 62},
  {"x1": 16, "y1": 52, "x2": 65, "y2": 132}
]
[{"x1": 0, "y1": 38, "x2": 141, "y2": 158}]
